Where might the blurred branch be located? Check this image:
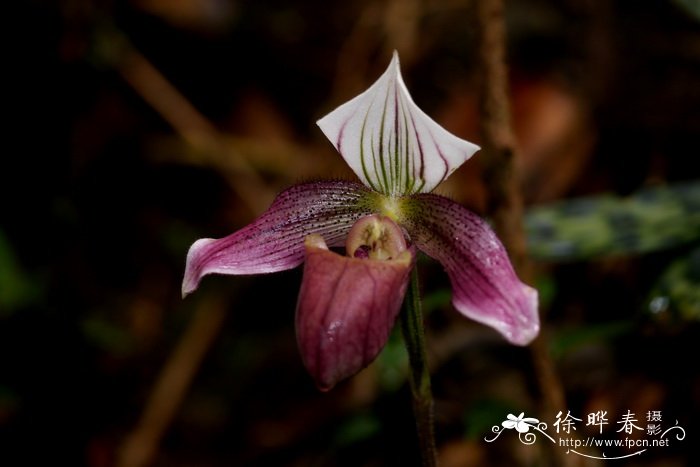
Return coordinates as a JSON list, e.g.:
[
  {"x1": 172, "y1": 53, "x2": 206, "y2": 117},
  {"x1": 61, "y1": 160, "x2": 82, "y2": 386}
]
[
  {"x1": 331, "y1": 2, "x2": 383, "y2": 101},
  {"x1": 147, "y1": 134, "x2": 345, "y2": 185},
  {"x1": 118, "y1": 49, "x2": 218, "y2": 147},
  {"x1": 92, "y1": 25, "x2": 274, "y2": 214},
  {"x1": 331, "y1": 0, "x2": 422, "y2": 103},
  {"x1": 117, "y1": 297, "x2": 227, "y2": 467},
  {"x1": 475, "y1": 1, "x2": 573, "y2": 465},
  {"x1": 383, "y1": 0, "x2": 421, "y2": 60},
  {"x1": 475, "y1": 0, "x2": 528, "y2": 274}
]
